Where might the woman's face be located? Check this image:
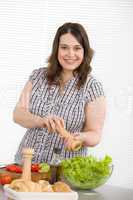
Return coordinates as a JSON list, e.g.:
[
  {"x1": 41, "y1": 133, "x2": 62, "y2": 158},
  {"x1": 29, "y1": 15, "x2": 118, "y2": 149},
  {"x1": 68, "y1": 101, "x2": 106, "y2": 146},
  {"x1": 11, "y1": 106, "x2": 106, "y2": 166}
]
[{"x1": 58, "y1": 33, "x2": 84, "y2": 72}]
